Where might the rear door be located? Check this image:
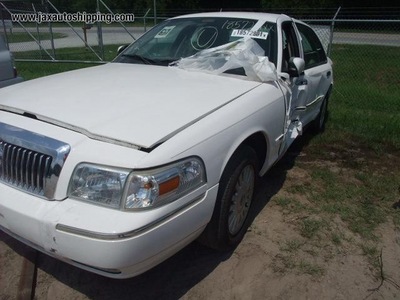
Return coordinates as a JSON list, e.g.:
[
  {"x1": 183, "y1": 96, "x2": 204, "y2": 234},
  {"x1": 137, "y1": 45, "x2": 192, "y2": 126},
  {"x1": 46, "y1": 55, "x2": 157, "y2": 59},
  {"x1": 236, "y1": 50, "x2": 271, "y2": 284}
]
[{"x1": 294, "y1": 22, "x2": 333, "y2": 125}]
